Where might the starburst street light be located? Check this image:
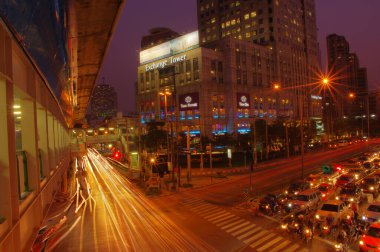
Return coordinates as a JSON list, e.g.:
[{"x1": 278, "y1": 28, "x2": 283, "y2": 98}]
[
  {"x1": 322, "y1": 77, "x2": 329, "y2": 86},
  {"x1": 273, "y1": 83, "x2": 281, "y2": 90}
]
